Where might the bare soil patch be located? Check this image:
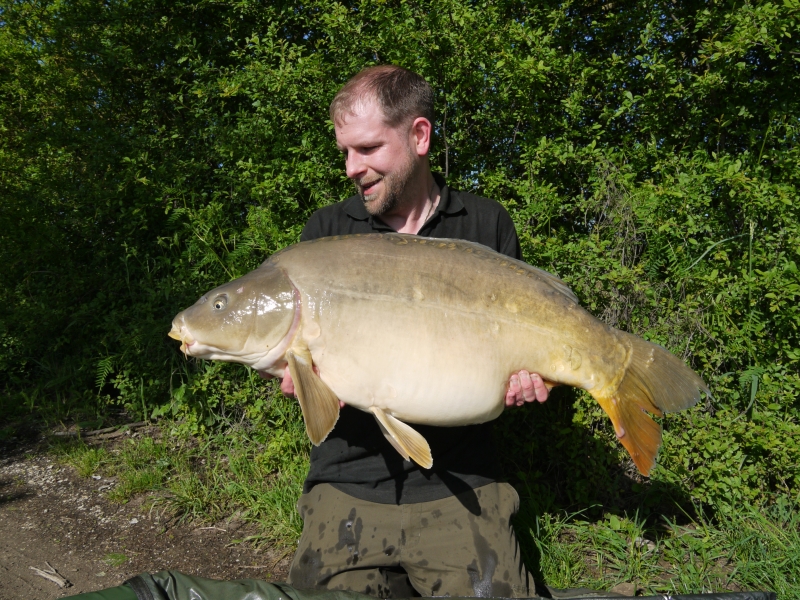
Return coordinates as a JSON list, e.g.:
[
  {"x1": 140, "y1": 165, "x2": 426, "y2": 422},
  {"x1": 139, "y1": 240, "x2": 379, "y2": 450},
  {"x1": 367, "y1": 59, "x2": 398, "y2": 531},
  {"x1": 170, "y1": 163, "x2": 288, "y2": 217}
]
[{"x1": 0, "y1": 438, "x2": 290, "y2": 600}]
